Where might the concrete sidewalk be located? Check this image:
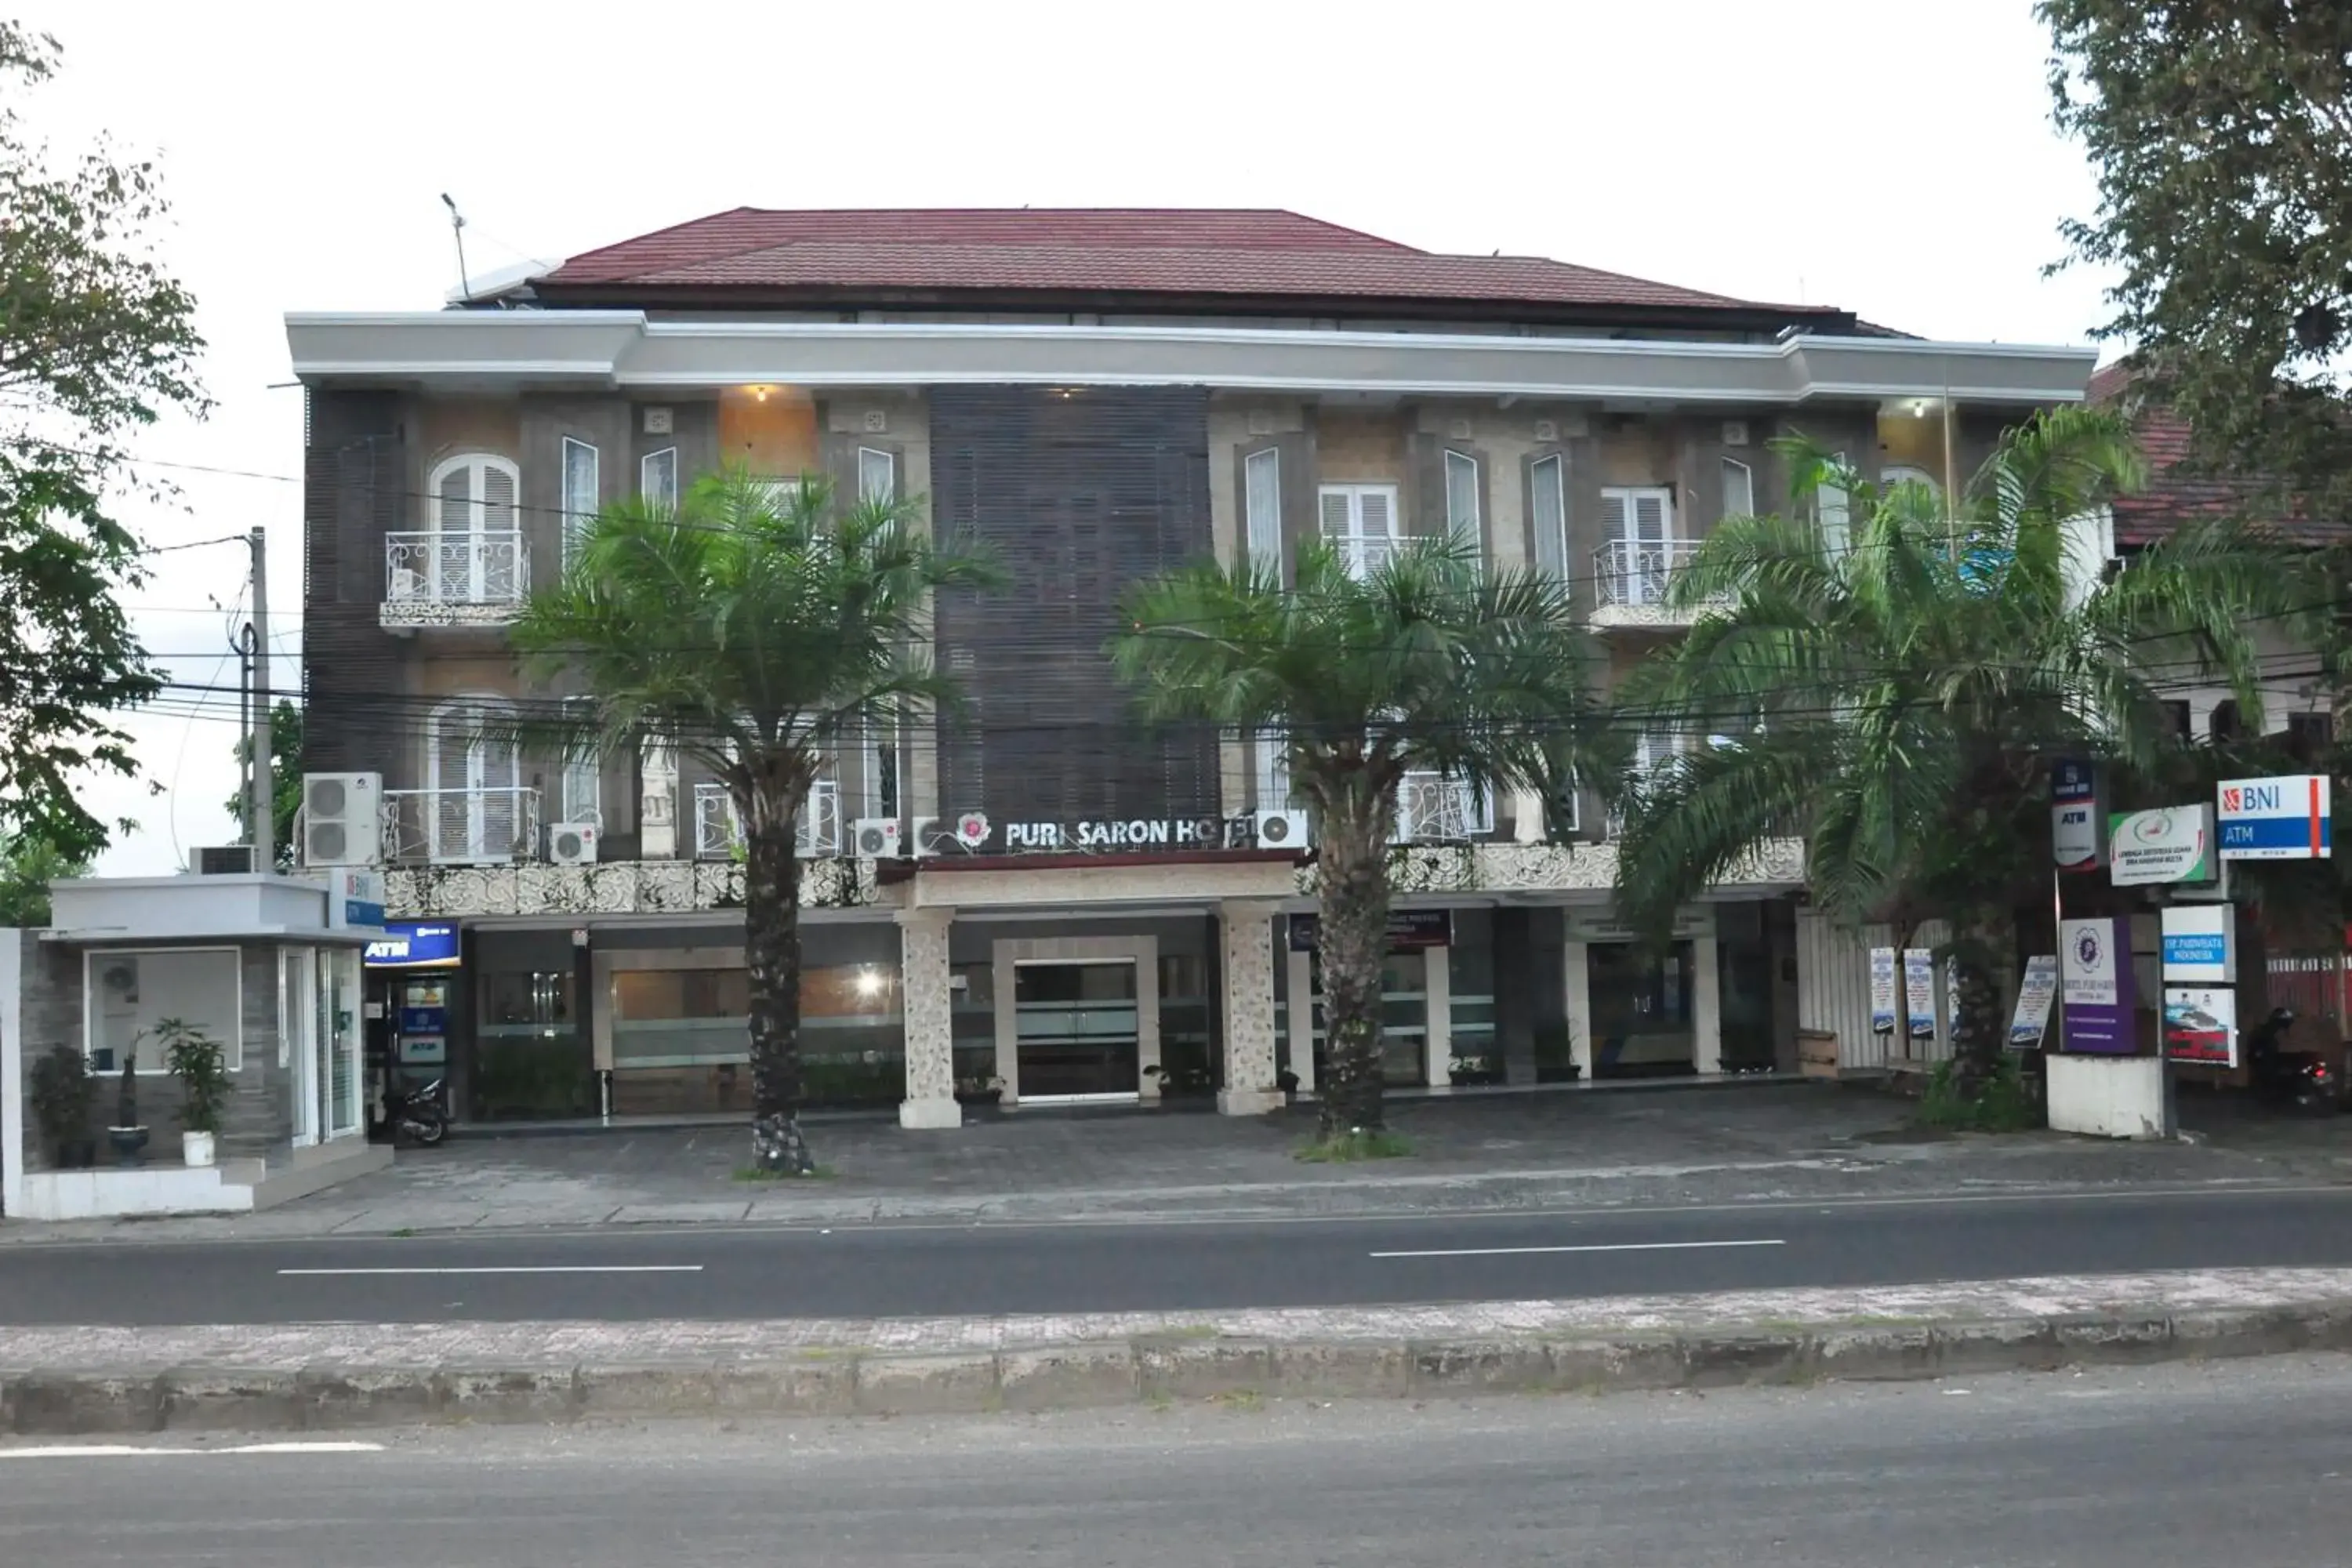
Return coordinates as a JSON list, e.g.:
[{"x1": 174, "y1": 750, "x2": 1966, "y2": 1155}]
[
  {"x1": 5, "y1": 1267, "x2": 2350, "y2": 1434},
  {"x1": 4, "y1": 1082, "x2": 2338, "y2": 1244}
]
